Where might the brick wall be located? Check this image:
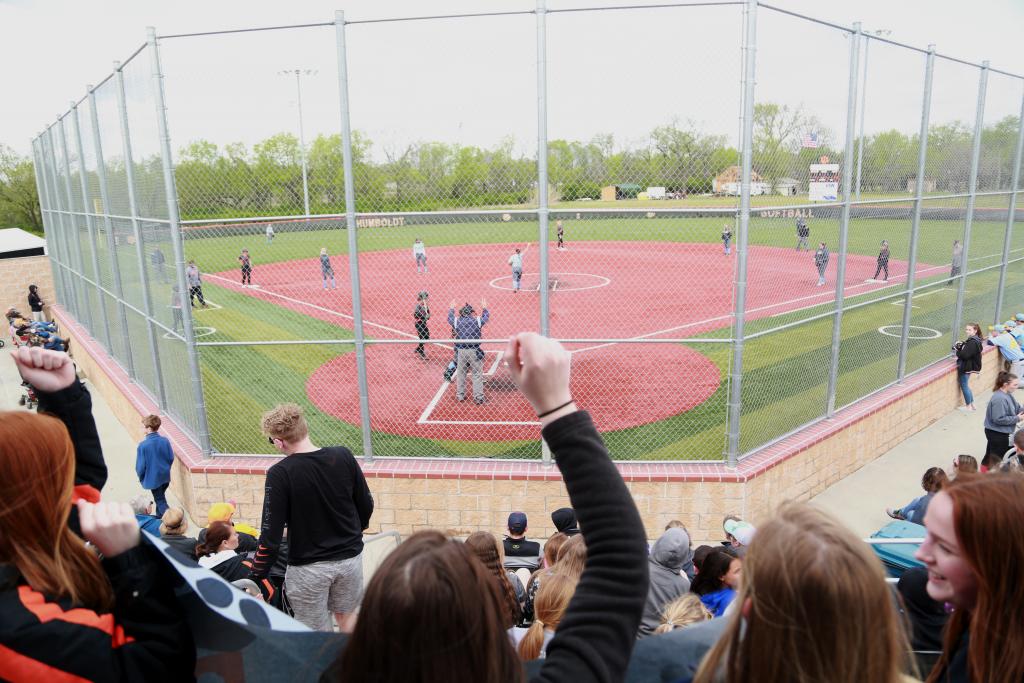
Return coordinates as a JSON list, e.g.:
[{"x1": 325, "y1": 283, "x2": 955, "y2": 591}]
[{"x1": 0, "y1": 255, "x2": 55, "y2": 318}]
